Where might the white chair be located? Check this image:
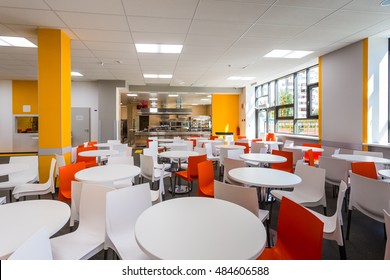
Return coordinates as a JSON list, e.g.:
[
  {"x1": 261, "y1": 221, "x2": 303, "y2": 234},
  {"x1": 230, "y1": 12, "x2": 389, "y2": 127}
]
[
  {"x1": 305, "y1": 181, "x2": 347, "y2": 259},
  {"x1": 150, "y1": 166, "x2": 166, "y2": 203},
  {"x1": 8, "y1": 228, "x2": 53, "y2": 260},
  {"x1": 13, "y1": 158, "x2": 56, "y2": 201},
  {"x1": 143, "y1": 148, "x2": 171, "y2": 170},
  {"x1": 173, "y1": 136, "x2": 182, "y2": 143},
  {"x1": 54, "y1": 153, "x2": 66, "y2": 186},
  {"x1": 353, "y1": 150, "x2": 384, "y2": 171},
  {"x1": 318, "y1": 156, "x2": 348, "y2": 197},
  {"x1": 283, "y1": 147, "x2": 304, "y2": 168},
  {"x1": 139, "y1": 154, "x2": 172, "y2": 190},
  {"x1": 204, "y1": 142, "x2": 219, "y2": 164},
  {"x1": 126, "y1": 146, "x2": 133, "y2": 157},
  {"x1": 384, "y1": 209, "x2": 390, "y2": 260},
  {"x1": 211, "y1": 139, "x2": 224, "y2": 156},
  {"x1": 105, "y1": 183, "x2": 151, "y2": 260},
  {"x1": 214, "y1": 180, "x2": 271, "y2": 247},
  {"x1": 106, "y1": 156, "x2": 135, "y2": 188},
  {"x1": 50, "y1": 183, "x2": 115, "y2": 259},
  {"x1": 0, "y1": 196, "x2": 6, "y2": 205},
  {"x1": 70, "y1": 181, "x2": 82, "y2": 228},
  {"x1": 227, "y1": 148, "x2": 244, "y2": 160},
  {"x1": 283, "y1": 140, "x2": 294, "y2": 148},
  {"x1": 107, "y1": 140, "x2": 120, "y2": 144},
  {"x1": 251, "y1": 142, "x2": 267, "y2": 154},
  {"x1": 184, "y1": 140, "x2": 194, "y2": 151},
  {"x1": 194, "y1": 146, "x2": 207, "y2": 155},
  {"x1": 346, "y1": 173, "x2": 390, "y2": 240},
  {"x1": 111, "y1": 143, "x2": 128, "y2": 157},
  {"x1": 0, "y1": 156, "x2": 39, "y2": 202},
  {"x1": 271, "y1": 163, "x2": 327, "y2": 214},
  {"x1": 222, "y1": 157, "x2": 246, "y2": 186}
]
